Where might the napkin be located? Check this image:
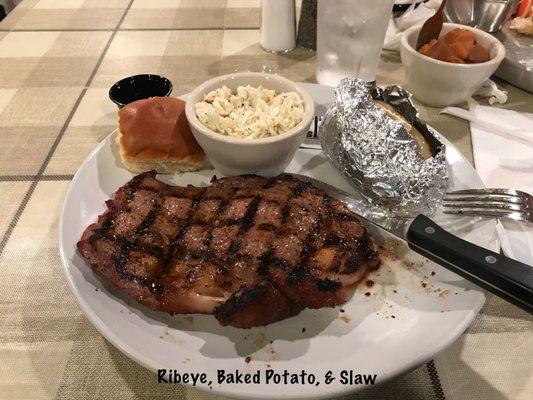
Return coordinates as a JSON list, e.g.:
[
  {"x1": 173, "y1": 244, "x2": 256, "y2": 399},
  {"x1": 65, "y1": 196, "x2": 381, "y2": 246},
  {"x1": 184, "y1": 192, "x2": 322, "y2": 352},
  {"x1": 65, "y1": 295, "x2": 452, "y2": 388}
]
[
  {"x1": 383, "y1": 0, "x2": 441, "y2": 51},
  {"x1": 463, "y1": 105, "x2": 533, "y2": 266}
]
